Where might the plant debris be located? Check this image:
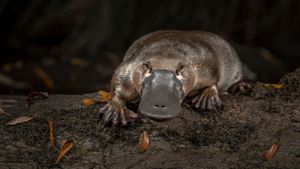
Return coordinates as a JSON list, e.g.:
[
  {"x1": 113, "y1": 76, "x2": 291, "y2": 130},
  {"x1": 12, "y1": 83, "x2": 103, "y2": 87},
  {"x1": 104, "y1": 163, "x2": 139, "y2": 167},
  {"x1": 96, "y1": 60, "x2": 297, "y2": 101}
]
[
  {"x1": 0, "y1": 107, "x2": 10, "y2": 115},
  {"x1": 27, "y1": 91, "x2": 49, "y2": 104},
  {"x1": 0, "y1": 72, "x2": 29, "y2": 89},
  {"x1": 81, "y1": 98, "x2": 96, "y2": 106},
  {"x1": 263, "y1": 143, "x2": 280, "y2": 160},
  {"x1": 1, "y1": 60, "x2": 23, "y2": 72},
  {"x1": 264, "y1": 83, "x2": 283, "y2": 89},
  {"x1": 6, "y1": 116, "x2": 34, "y2": 125},
  {"x1": 55, "y1": 140, "x2": 74, "y2": 164},
  {"x1": 97, "y1": 90, "x2": 112, "y2": 102},
  {"x1": 70, "y1": 57, "x2": 90, "y2": 67},
  {"x1": 33, "y1": 66, "x2": 54, "y2": 90},
  {"x1": 48, "y1": 120, "x2": 54, "y2": 146},
  {"x1": 138, "y1": 130, "x2": 150, "y2": 152}
]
